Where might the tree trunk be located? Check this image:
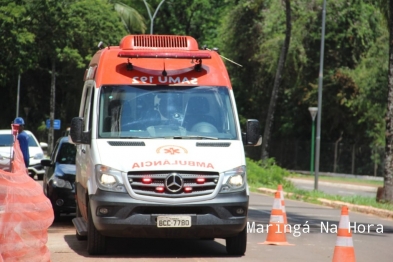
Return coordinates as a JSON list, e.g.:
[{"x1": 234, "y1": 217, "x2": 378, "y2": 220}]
[
  {"x1": 382, "y1": 0, "x2": 393, "y2": 202},
  {"x1": 374, "y1": 150, "x2": 378, "y2": 176},
  {"x1": 351, "y1": 143, "x2": 356, "y2": 174},
  {"x1": 48, "y1": 59, "x2": 56, "y2": 156},
  {"x1": 333, "y1": 133, "x2": 342, "y2": 173},
  {"x1": 261, "y1": 0, "x2": 291, "y2": 160}
]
